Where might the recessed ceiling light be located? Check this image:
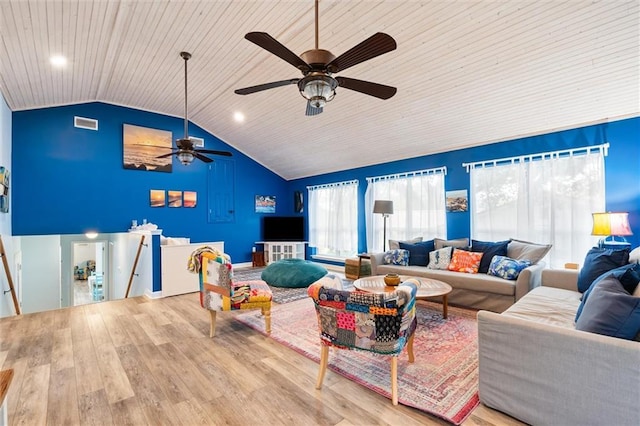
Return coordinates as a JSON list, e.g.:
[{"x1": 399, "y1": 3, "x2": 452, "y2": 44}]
[
  {"x1": 50, "y1": 55, "x2": 67, "y2": 67},
  {"x1": 233, "y1": 111, "x2": 245, "y2": 123}
]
